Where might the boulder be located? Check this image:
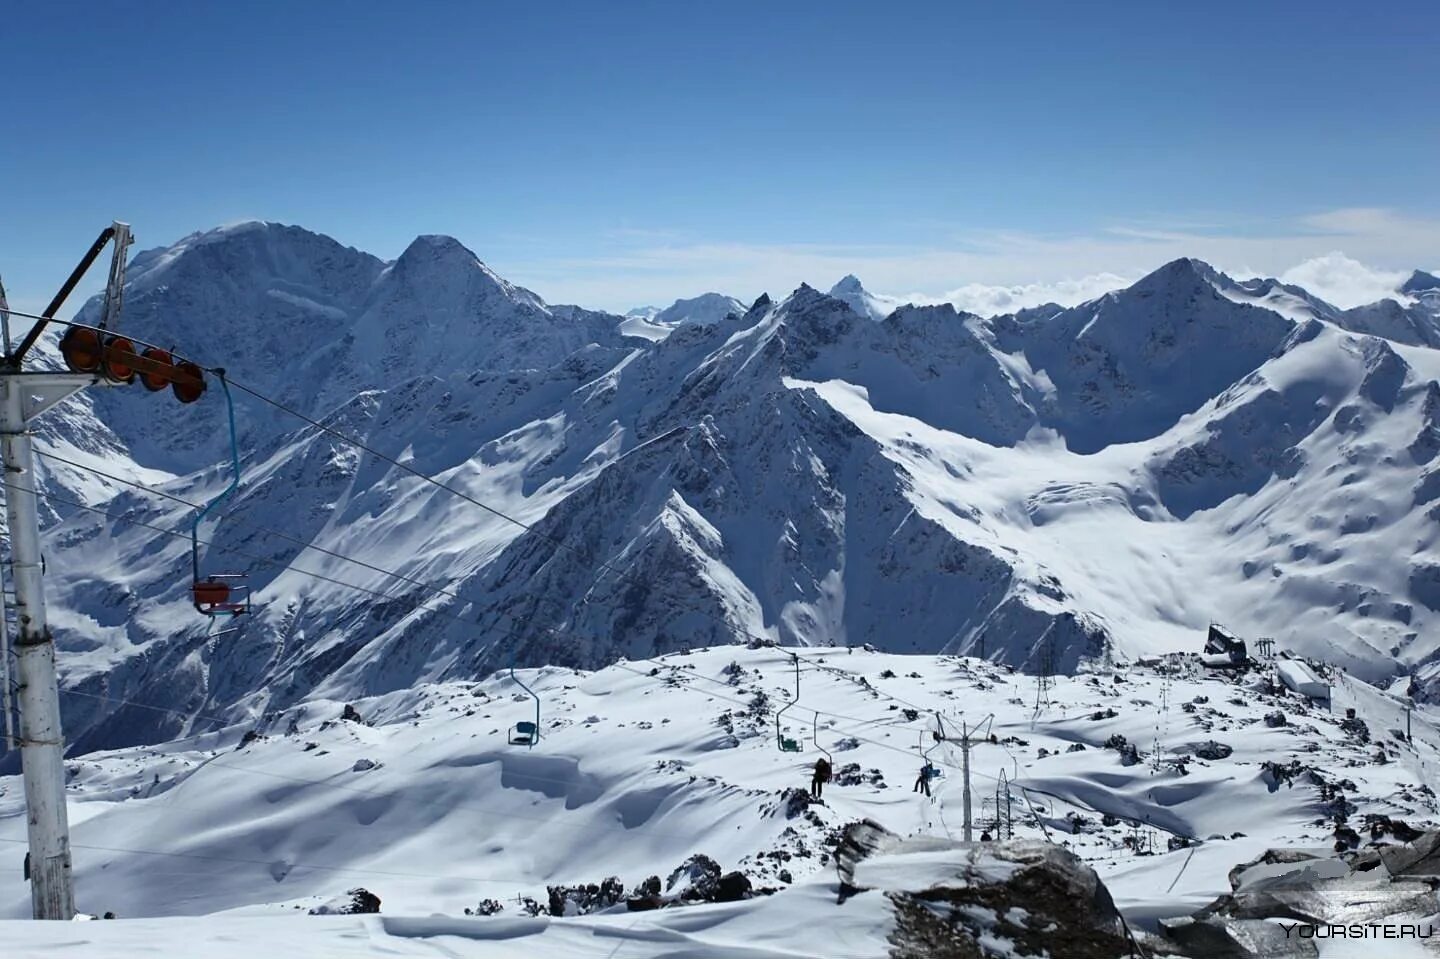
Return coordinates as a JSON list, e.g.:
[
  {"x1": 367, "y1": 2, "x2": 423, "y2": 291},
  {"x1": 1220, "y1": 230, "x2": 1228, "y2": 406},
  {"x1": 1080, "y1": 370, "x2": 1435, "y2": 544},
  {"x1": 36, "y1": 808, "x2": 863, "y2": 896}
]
[
  {"x1": 714, "y1": 871, "x2": 751, "y2": 902},
  {"x1": 1198, "y1": 863, "x2": 1436, "y2": 927},
  {"x1": 625, "y1": 875, "x2": 663, "y2": 912},
  {"x1": 1158, "y1": 916, "x2": 1317, "y2": 958},
  {"x1": 1226, "y1": 849, "x2": 1333, "y2": 892},
  {"x1": 1378, "y1": 829, "x2": 1440, "y2": 878},
  {"x1": 665, "y1": 854, "x2": 721, "y2": 896},
  {"x1": 309, "y1": 887, "x2": 380, "y2": 915},
  {"x1": 547, "y1": 876, "x2": 625, "y2": 916},
  {"x1": 843, "y1": 825, "x2": 1131, "y2": 958},
  {"x1": 1193, "y1": 740, "x2": 1233, "y2": 761},
  {"x1": 836, "y1": 819, "x2": 907, "y2": 897}
]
